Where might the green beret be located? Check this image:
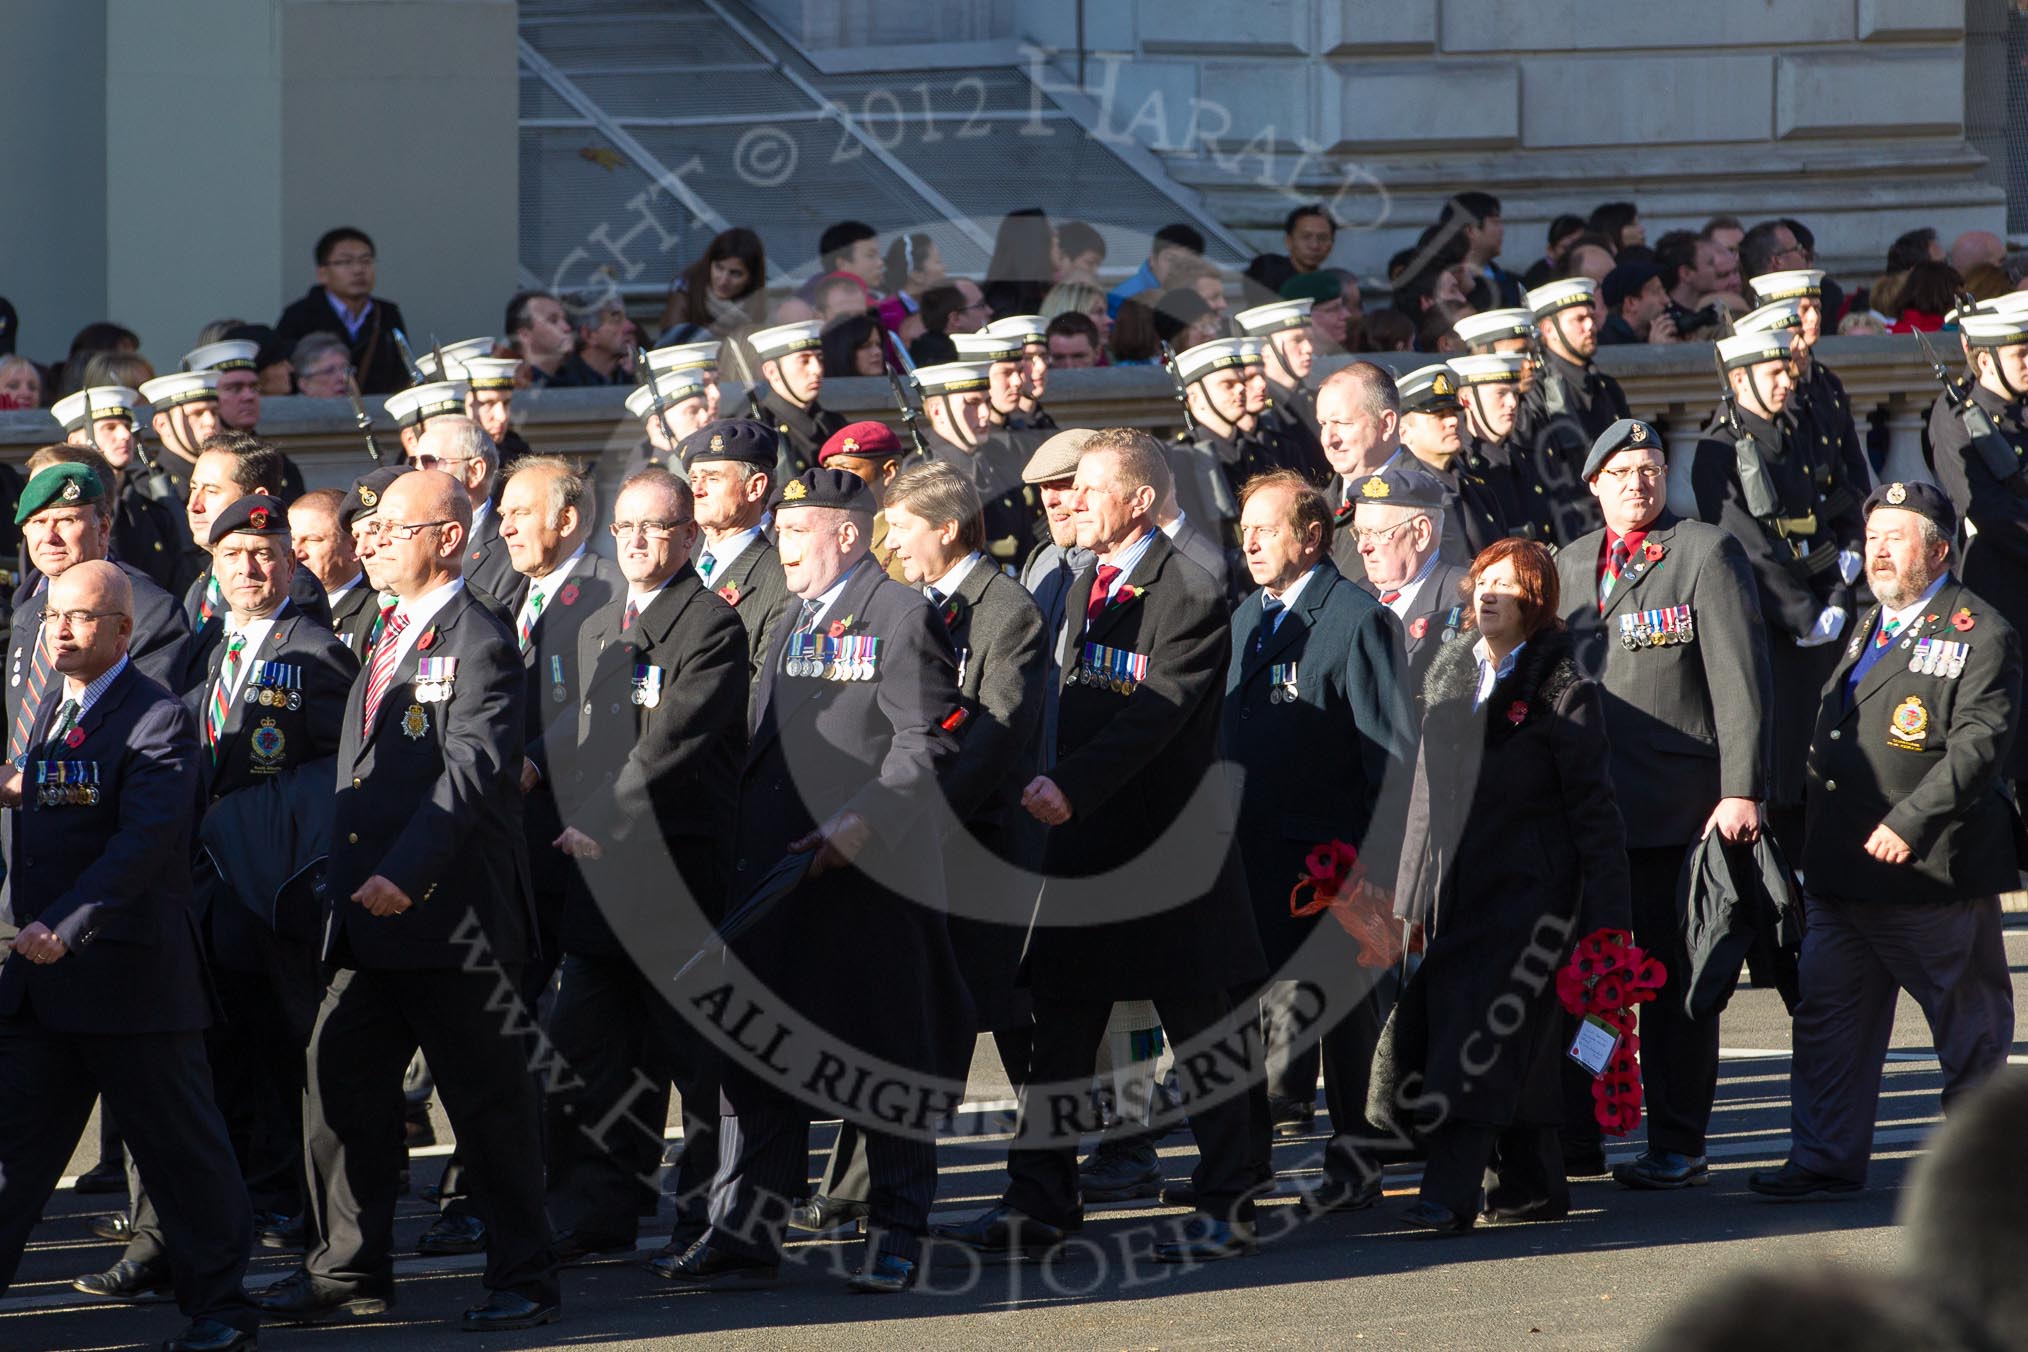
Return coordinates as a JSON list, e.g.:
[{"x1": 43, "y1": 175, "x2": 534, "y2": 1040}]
[
  {"x1": 1279, "y1": 271, "x2": 1343, "y2": 305},
  {"x1": 15, "y1": 462, "x2": 106, "y2": 525}
]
